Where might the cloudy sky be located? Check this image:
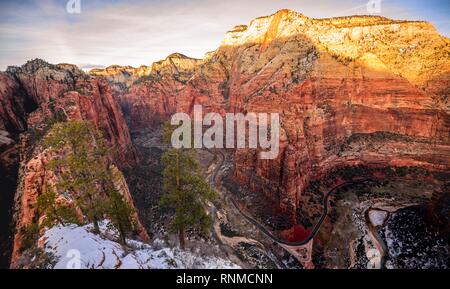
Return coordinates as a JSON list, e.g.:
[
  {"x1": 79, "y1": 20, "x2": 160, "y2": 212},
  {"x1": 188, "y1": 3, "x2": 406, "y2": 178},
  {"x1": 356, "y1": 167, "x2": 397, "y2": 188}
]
[{"x1": 0, "y1": 0, "x2": 448, "y2": 70}]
